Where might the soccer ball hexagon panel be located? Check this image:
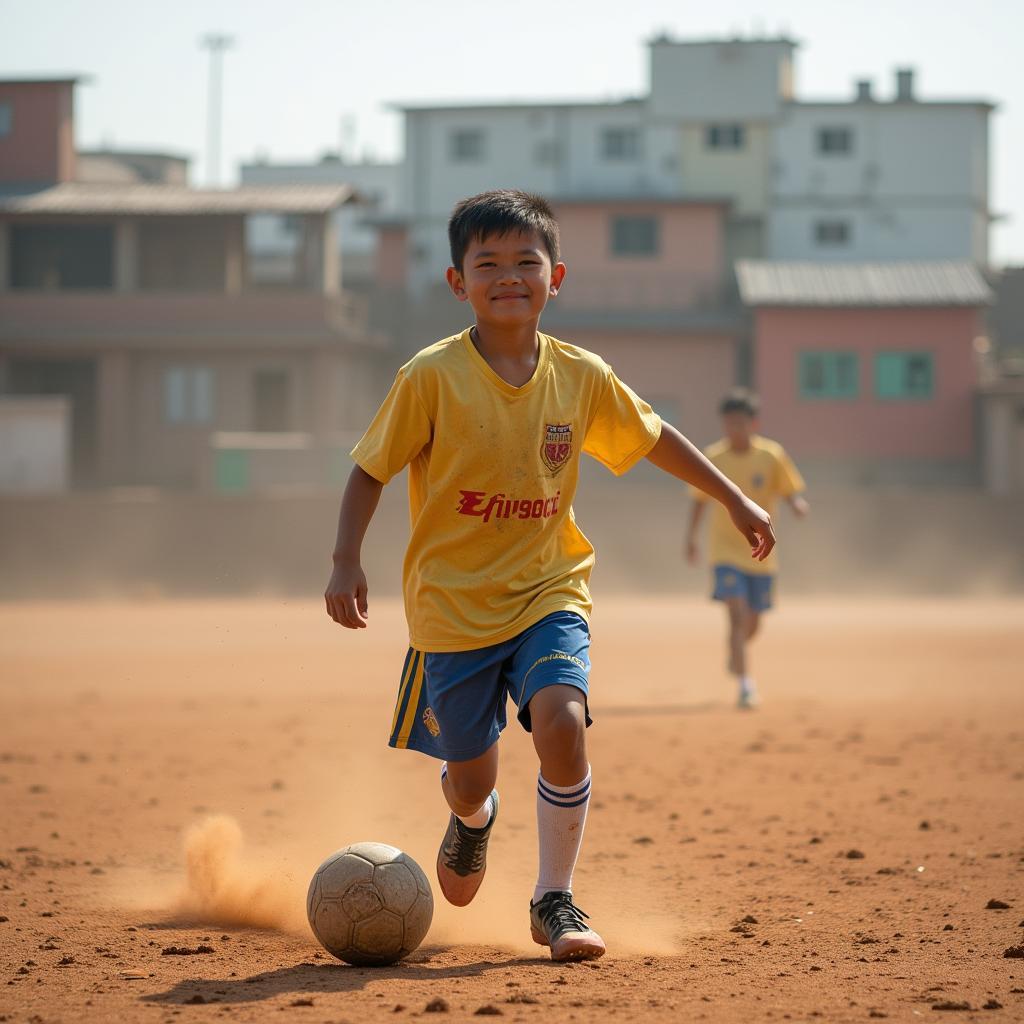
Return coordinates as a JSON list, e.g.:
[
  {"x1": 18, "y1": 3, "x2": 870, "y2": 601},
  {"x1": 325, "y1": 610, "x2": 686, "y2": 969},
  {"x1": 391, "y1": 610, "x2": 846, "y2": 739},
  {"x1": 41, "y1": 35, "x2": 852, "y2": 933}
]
[{"x1": 306, "y1": 842, "x2": 433, "y2": 966}]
